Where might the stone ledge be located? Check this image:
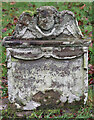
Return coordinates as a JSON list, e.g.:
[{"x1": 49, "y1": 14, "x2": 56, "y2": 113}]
[{"x1": 2, "y1": 36, "x2": 91, "y2": 48}]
